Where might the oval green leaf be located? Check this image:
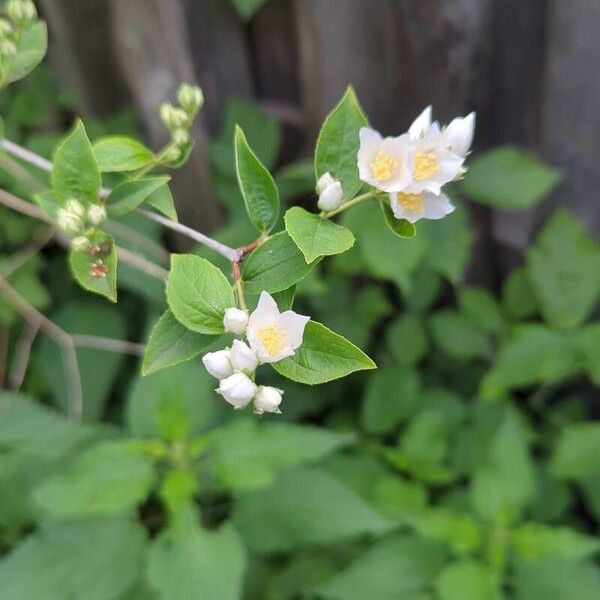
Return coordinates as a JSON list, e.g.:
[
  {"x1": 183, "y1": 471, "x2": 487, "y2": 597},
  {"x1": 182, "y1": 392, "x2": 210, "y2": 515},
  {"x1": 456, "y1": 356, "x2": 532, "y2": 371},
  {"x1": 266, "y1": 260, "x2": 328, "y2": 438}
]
[
  {"x1": 7, "y1": 21, "x2": 48, "y2": 84},
  {"x1": 234, "y1": 125, "x2": 280, "y2": 232},
  {"x1": 273, "y1": 321, "x2": 376, "y2": 385},
  {"x1": 107, "y1": 176, "x2": 171, "y2": 217},
  {"x1": 166, "y1": 254, "x2": 234, "y2": 334},
  {"x1": 93, "y1": 136, "x2": 155, "y2": 173}
]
